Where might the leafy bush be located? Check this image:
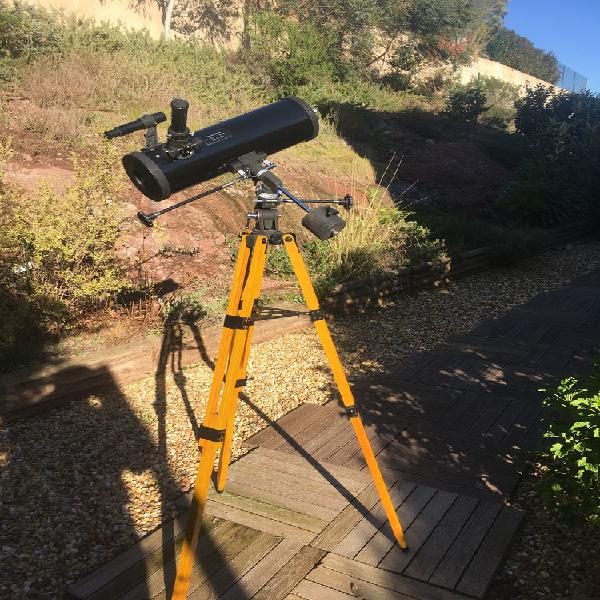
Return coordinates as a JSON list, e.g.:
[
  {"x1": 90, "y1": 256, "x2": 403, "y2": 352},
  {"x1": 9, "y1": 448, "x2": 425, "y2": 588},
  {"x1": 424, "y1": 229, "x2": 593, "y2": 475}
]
[
  {"x1": 0, "y1": 0, "x2": 62, "y2": 60},
  {"x1": 247, "y1": 11, "x2": 342, "y2": 96},
  {"x1": 539, "y1": 373, "x2": 600, "y2": 524},
  {"x1": 302, "y1": 197, "x2": 446, "y2": 294},
  {"x1": 446, "y1": 85, "x2": 488, "y2": 120},
  {"x1": 485, "y1": 26, "x2": 560, "y2": 84},
  {"x1": 0, "y1": 143, "x2": 130, "y2": 353},
  {"x1": 495, "y1": 86, "x2": 600, "y2": 228},
  {"x1": 467, "y1": 75, "x2": 520, "y2": 129},
  {"x1": 416, "y1": 212, "x2": 545, "y2": 262}
]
